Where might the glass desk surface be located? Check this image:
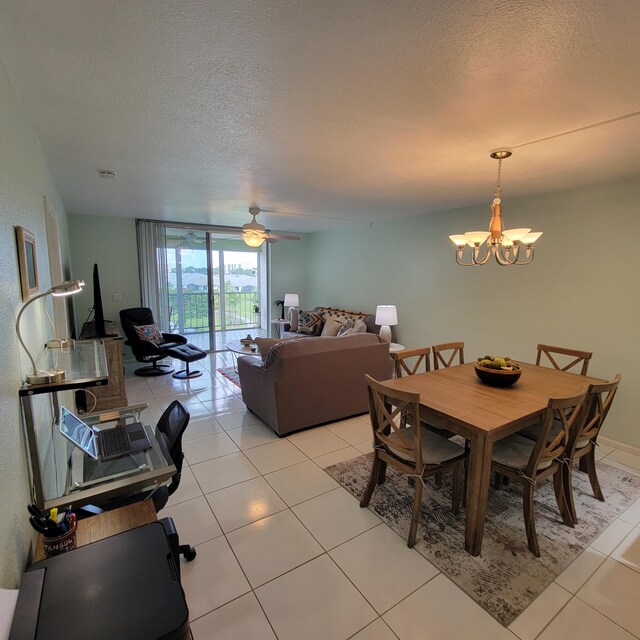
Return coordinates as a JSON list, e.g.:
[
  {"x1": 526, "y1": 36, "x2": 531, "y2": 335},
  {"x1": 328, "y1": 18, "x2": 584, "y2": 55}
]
[{"x1": 49, "y1": 404, "x2": 176, "y2": 511}]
